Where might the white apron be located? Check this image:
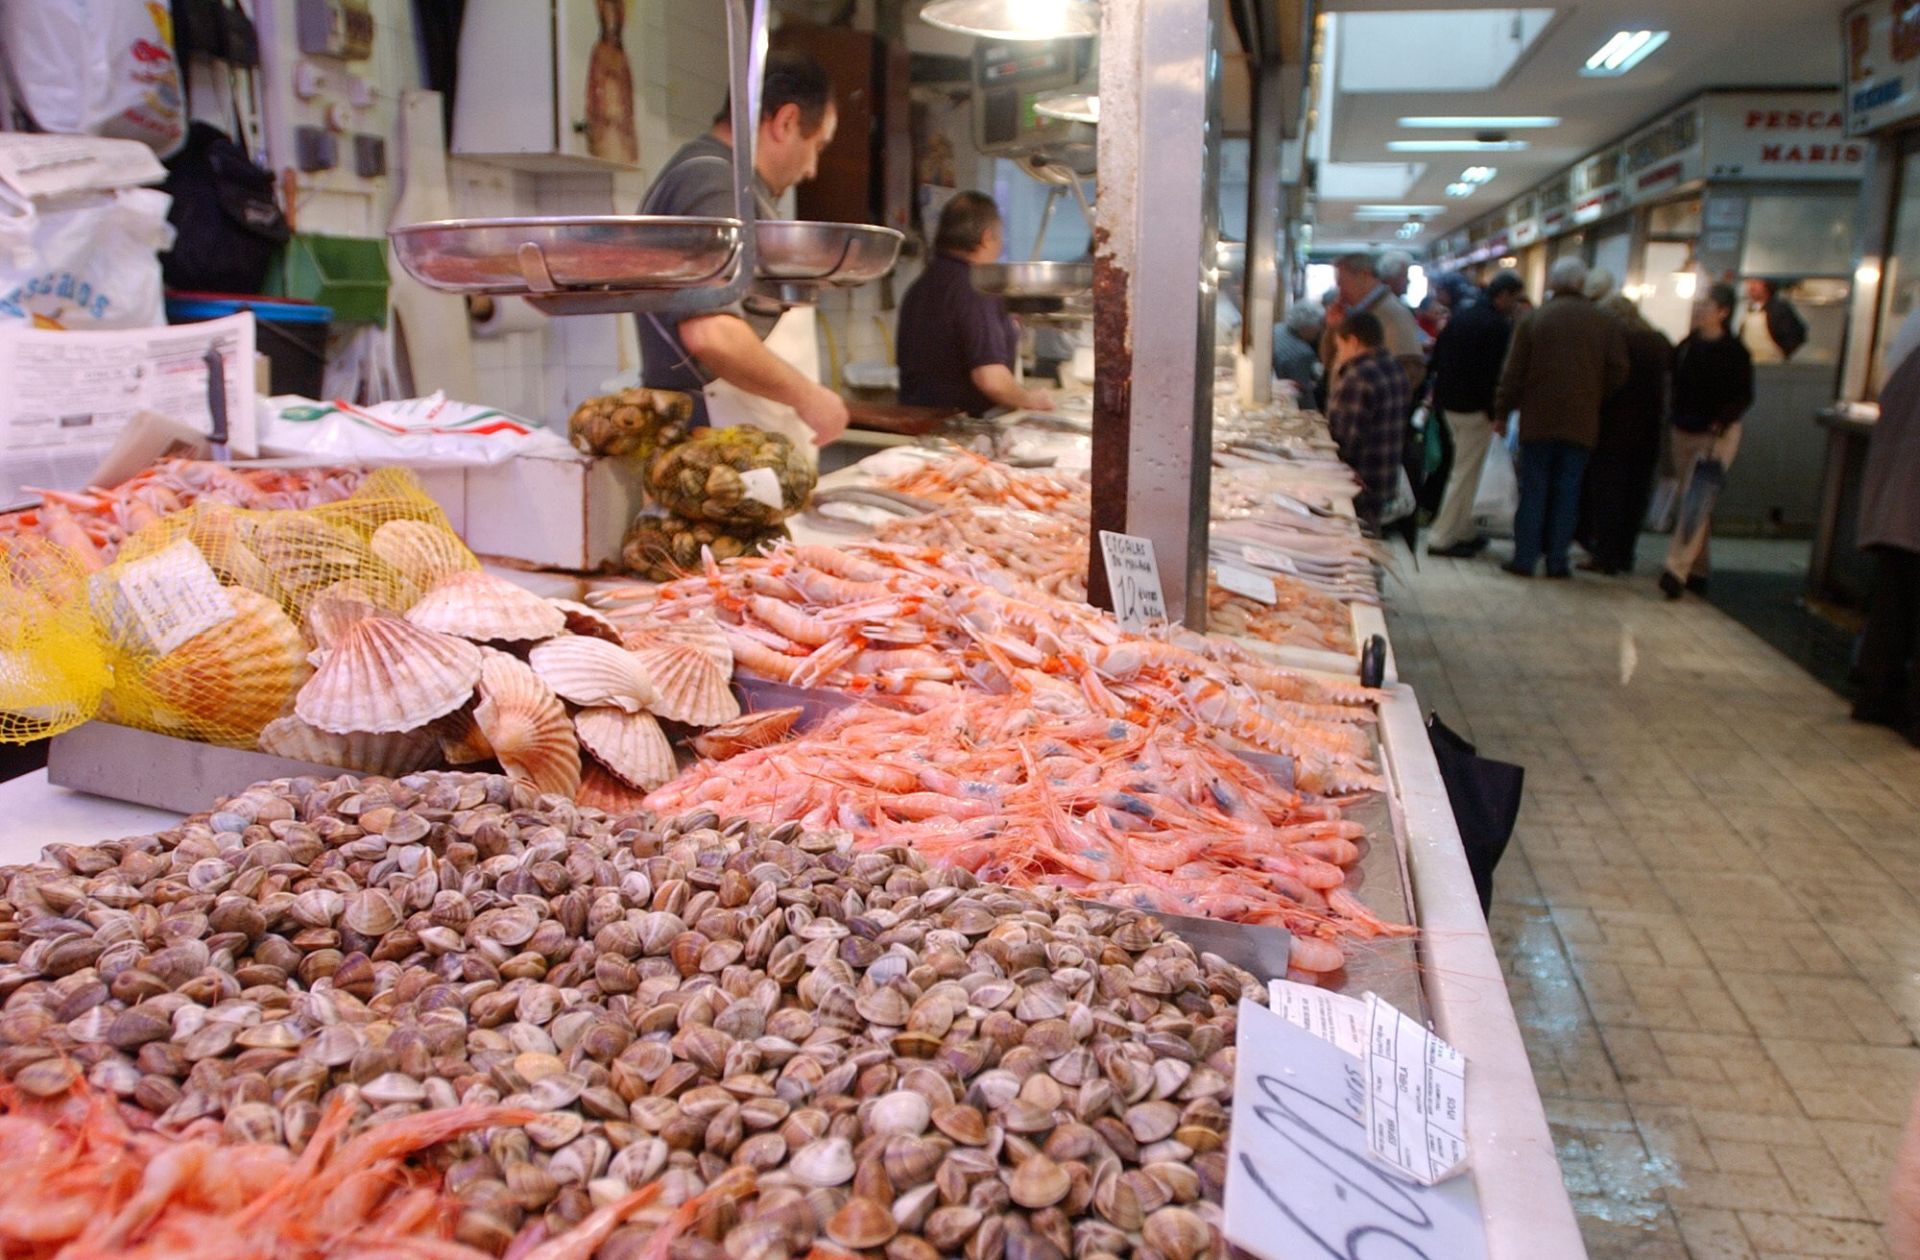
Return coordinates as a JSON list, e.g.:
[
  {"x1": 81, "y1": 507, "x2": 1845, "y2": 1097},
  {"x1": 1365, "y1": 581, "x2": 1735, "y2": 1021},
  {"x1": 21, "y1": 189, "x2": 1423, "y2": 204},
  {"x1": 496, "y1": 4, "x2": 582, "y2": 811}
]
[{"x1": 703, "y1": 305, "x2": 822, "y2": 471}]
